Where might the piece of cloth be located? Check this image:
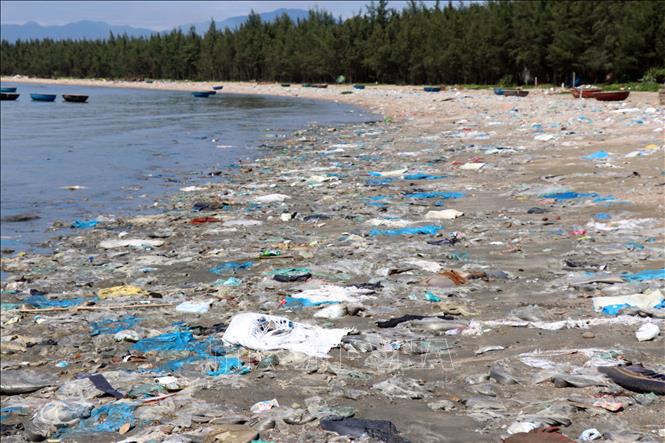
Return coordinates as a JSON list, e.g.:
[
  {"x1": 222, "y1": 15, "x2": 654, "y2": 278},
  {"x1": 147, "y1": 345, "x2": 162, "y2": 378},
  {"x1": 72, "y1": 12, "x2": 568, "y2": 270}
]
[
  {"x1": 320, "y1": 416, "x2": 410, "y2": 443},
  {"x1": 75, "y1": 373, "x2": 124, "y2": 399}
]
